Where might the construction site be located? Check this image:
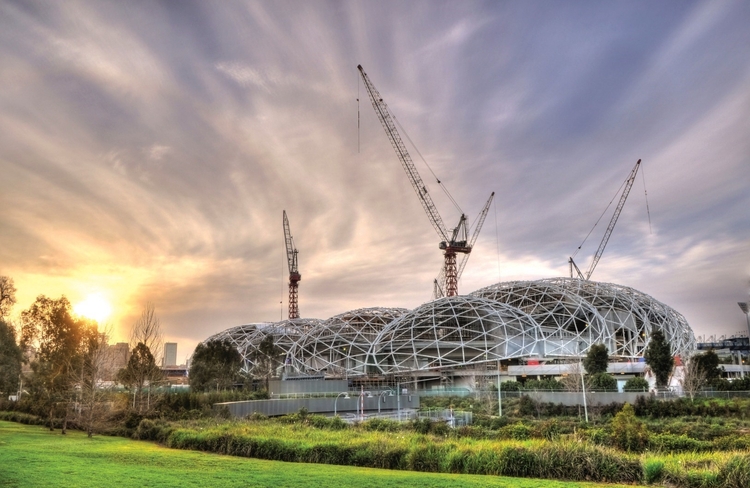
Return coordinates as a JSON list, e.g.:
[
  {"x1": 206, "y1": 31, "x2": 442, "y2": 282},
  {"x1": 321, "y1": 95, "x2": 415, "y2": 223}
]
[{"x1": 202, "y1": 65, "x2": 699, "y2": 394}]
